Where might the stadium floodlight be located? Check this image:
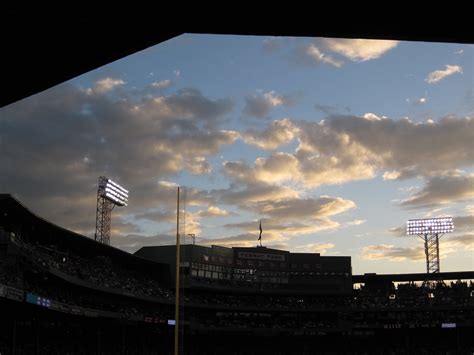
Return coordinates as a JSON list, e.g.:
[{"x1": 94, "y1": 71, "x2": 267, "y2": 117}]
[
  {"x1": 99, "y1": 177, "x2": 128, "y2": 207},
  {"x1": 406, "y1": 217, "x2": 454, "y2": 274},
  {"x1": 95, "y1": 176, "x2": 129, "y2": 245},
  {"x1": 407, "y1": 217, "x2": 454, "y2": 235}
]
